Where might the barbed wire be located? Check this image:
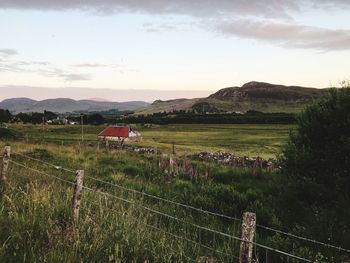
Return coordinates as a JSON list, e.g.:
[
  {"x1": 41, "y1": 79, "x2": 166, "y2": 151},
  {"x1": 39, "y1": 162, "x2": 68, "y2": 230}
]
[
  {"x1": 10, "y1": 158, "x2": 314, "y2": 263},
  {"x1": 12, "y1": 151, "x2": 243, "y2": 220},
  {"x1": 9, "y1": 153, "x2": 350, "y2": 260},
  {"x1": 86, "y1": 197, "x2": 239, "y2": 261},
  {"x1": 13, "y1": 151, "x2": 350, "y2": 253},
  {"x1": 255, "y1": 223, "x2": 350, "y2": 253},
  {"x1": 10, "y1": 159, "x2": 75, "y2": 186},
  {"x1": 12, "y1": 152, "x2": 76, "y2": 174}
]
